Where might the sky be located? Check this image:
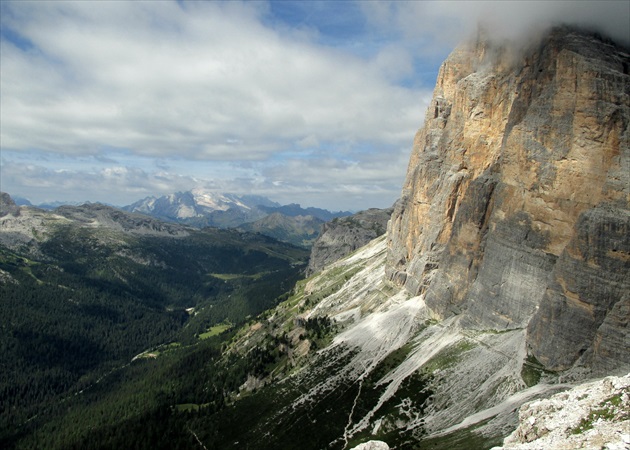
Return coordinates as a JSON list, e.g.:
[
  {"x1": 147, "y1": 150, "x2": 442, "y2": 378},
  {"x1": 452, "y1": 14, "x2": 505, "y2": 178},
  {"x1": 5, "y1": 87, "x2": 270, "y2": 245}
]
[{"x1": 1, "y1": 1, "x2": 628, "y2": 211}]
